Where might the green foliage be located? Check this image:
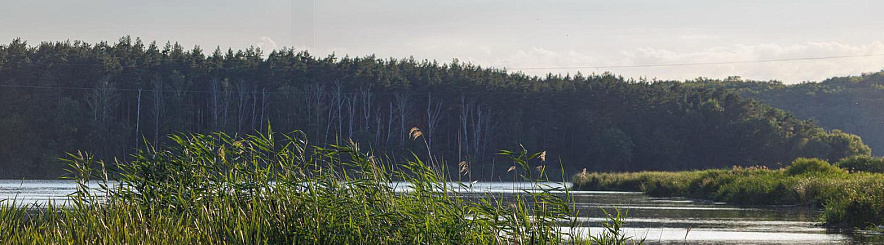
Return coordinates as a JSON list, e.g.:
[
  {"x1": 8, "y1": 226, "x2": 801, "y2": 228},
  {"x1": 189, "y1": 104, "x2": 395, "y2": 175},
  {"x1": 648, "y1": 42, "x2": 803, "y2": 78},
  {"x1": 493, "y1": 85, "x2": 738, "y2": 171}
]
[
  {"x1": 0, "y1": 38, "x2": 871, "y2": 178},
  {"x1": 590, "y1": 128, "x2": 635, "y2": 170},
  {"x1": 785, "y1": 158, "x2": 847, "y2": 177},
  {"x1": 821, "y1": 173, "x2": 884, "y2": 228},
  {"x1": 688, "y1": 75, "x2": 884, "y2": 158},
  {"x1": 820, "y1": 130, "x2": 872, "y2": 162},
  {"x1": 836, "y1": 155, "x2": 884, "y2": 173},
  {"x1": 572, "y1": 165, "x2": 884, "y2": 228},
  {"x1": 0, "y1": 130, "x2": 644, "y2": 244}
]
